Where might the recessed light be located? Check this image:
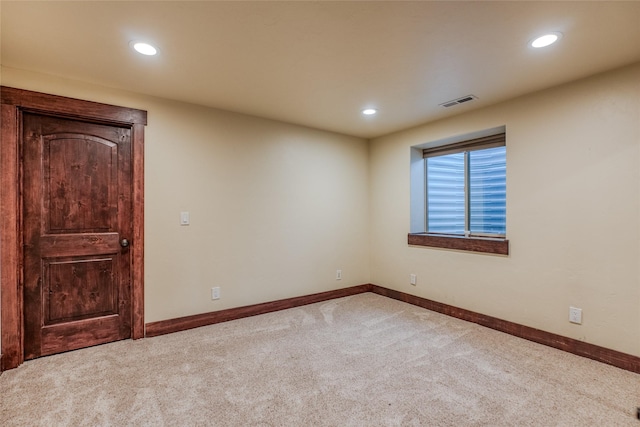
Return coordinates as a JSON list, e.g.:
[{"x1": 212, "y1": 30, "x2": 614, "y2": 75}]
[
  {"x1": 131, "y1": 41, "x2": 158, "y2": 56},
  {"x1": 530, "y1": 32, "x2": 562, "y2": 48},
  {"x1": 362, "y1": 108, "x2": 377, "y2": 116}
]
